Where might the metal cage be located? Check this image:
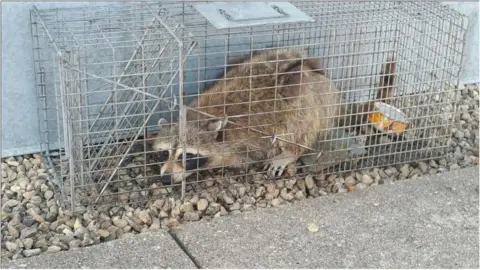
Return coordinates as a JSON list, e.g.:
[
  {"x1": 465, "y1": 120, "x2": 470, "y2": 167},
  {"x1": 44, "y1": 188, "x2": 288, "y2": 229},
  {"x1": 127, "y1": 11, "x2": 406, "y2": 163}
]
[{"x1": 30, "y1": 1, "x2": 467, "y2": 211}]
